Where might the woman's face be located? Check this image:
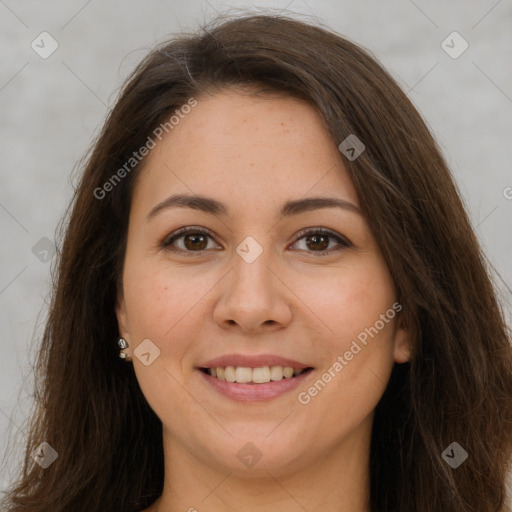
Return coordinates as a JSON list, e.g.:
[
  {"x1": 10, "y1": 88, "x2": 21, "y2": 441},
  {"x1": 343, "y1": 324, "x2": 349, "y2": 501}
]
[{"x1": 116, "y1": 88, "x2": 411, "y2": 476}]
